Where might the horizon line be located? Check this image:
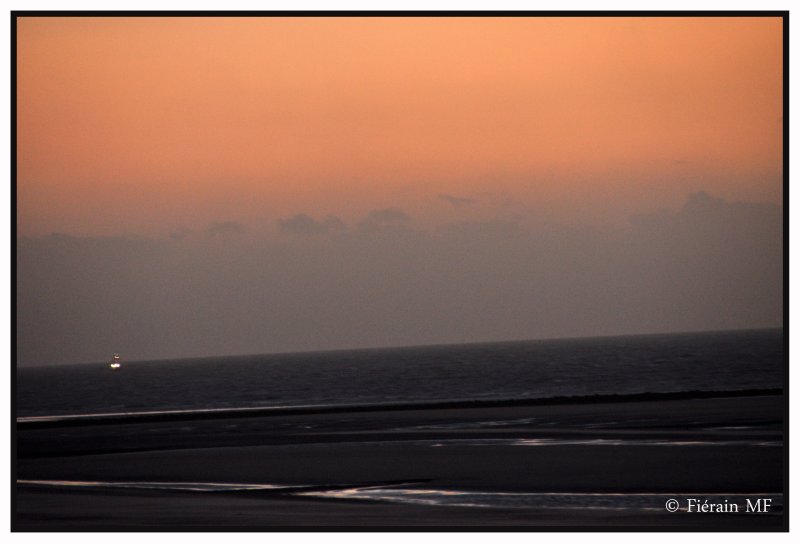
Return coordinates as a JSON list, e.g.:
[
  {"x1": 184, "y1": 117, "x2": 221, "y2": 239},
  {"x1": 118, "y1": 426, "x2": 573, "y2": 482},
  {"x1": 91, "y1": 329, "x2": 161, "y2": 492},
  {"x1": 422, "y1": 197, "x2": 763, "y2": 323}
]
[{"x1": 18, "y1": 325, "x2": 783, "y2": 369}]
